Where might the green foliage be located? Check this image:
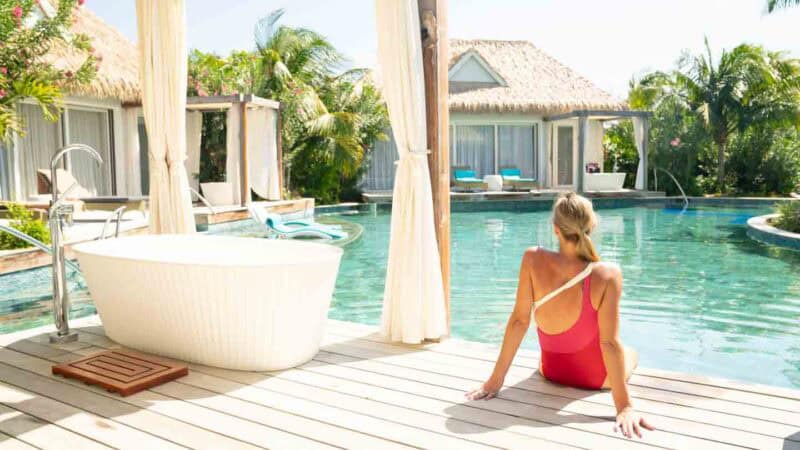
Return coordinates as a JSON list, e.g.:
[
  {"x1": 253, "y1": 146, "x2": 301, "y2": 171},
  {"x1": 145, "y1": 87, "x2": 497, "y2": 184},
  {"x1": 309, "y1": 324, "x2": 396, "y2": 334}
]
[
  {"x1": 0, "y1": 0, "x2": 97, "y2": 140},
  {"x1": 0, "y1": 202, "x2": 49, "y2": 250},
  {"x1": 626, "y1": 40, "x2": 800, "y2": 196},
  {"x1": 767, "y1": 0, "x2": 800, "y2": 13},
  {"x1": 188, "y1": 9, "x2": 389, "y2": 204},
  {"x1": 197, "y1": 112, "x2": 226, "y2": 183},
  {"x1": 773, "y1": 201, "x2": 800, "y2": 233},
  {"x1": 602, "y1": 121, "x2": 638, "y2": 189}
]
